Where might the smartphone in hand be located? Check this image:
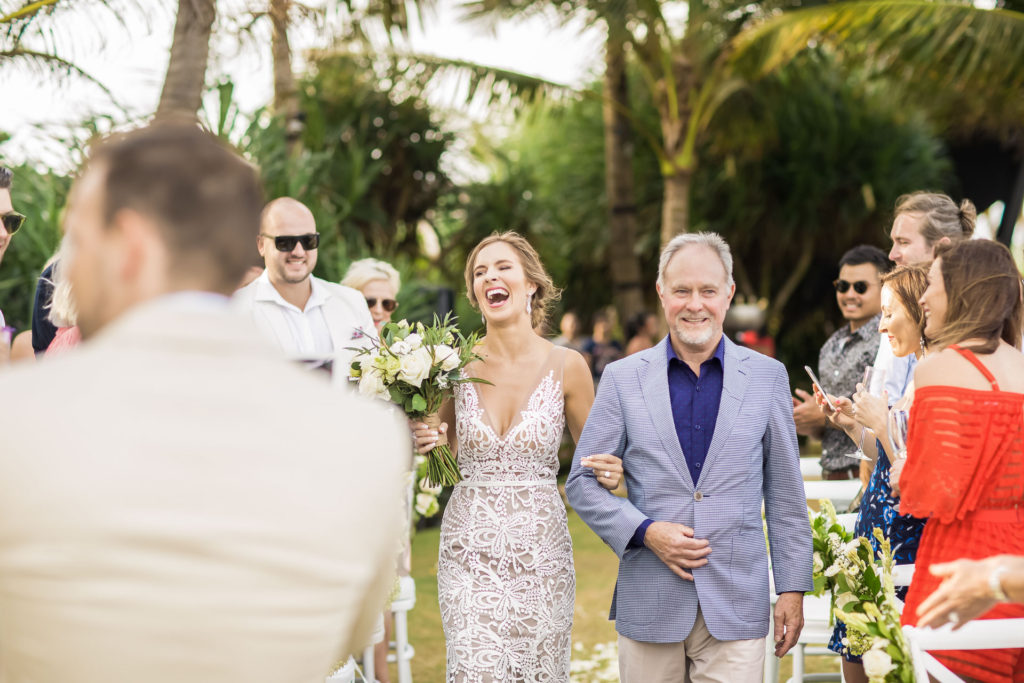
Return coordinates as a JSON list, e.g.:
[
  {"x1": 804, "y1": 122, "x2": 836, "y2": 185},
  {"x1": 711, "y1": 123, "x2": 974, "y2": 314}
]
[{"x1": 804, "y1": 365, "x2": 838, "y2": 412}]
